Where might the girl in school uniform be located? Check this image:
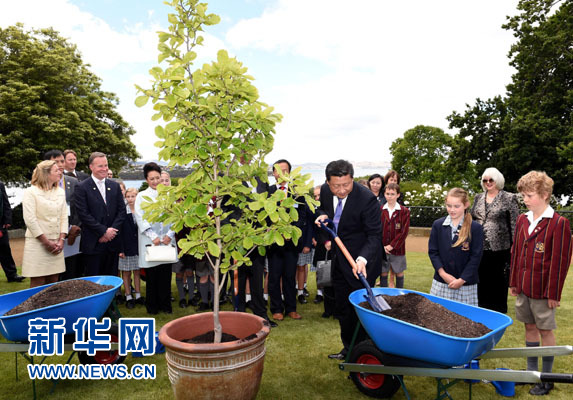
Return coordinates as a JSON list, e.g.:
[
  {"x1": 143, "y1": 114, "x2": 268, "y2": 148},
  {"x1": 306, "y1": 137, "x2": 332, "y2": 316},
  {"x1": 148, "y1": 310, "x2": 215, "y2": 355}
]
[
  {"x1": 428, "y1": 188, "x2": 484, "y2": 305},
  {"x1": 380, "y1": 183, "x2": 410, "y2": 288},
  {"x1": 118, "y1": 187, "x2": 144, "y2": 309}
]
